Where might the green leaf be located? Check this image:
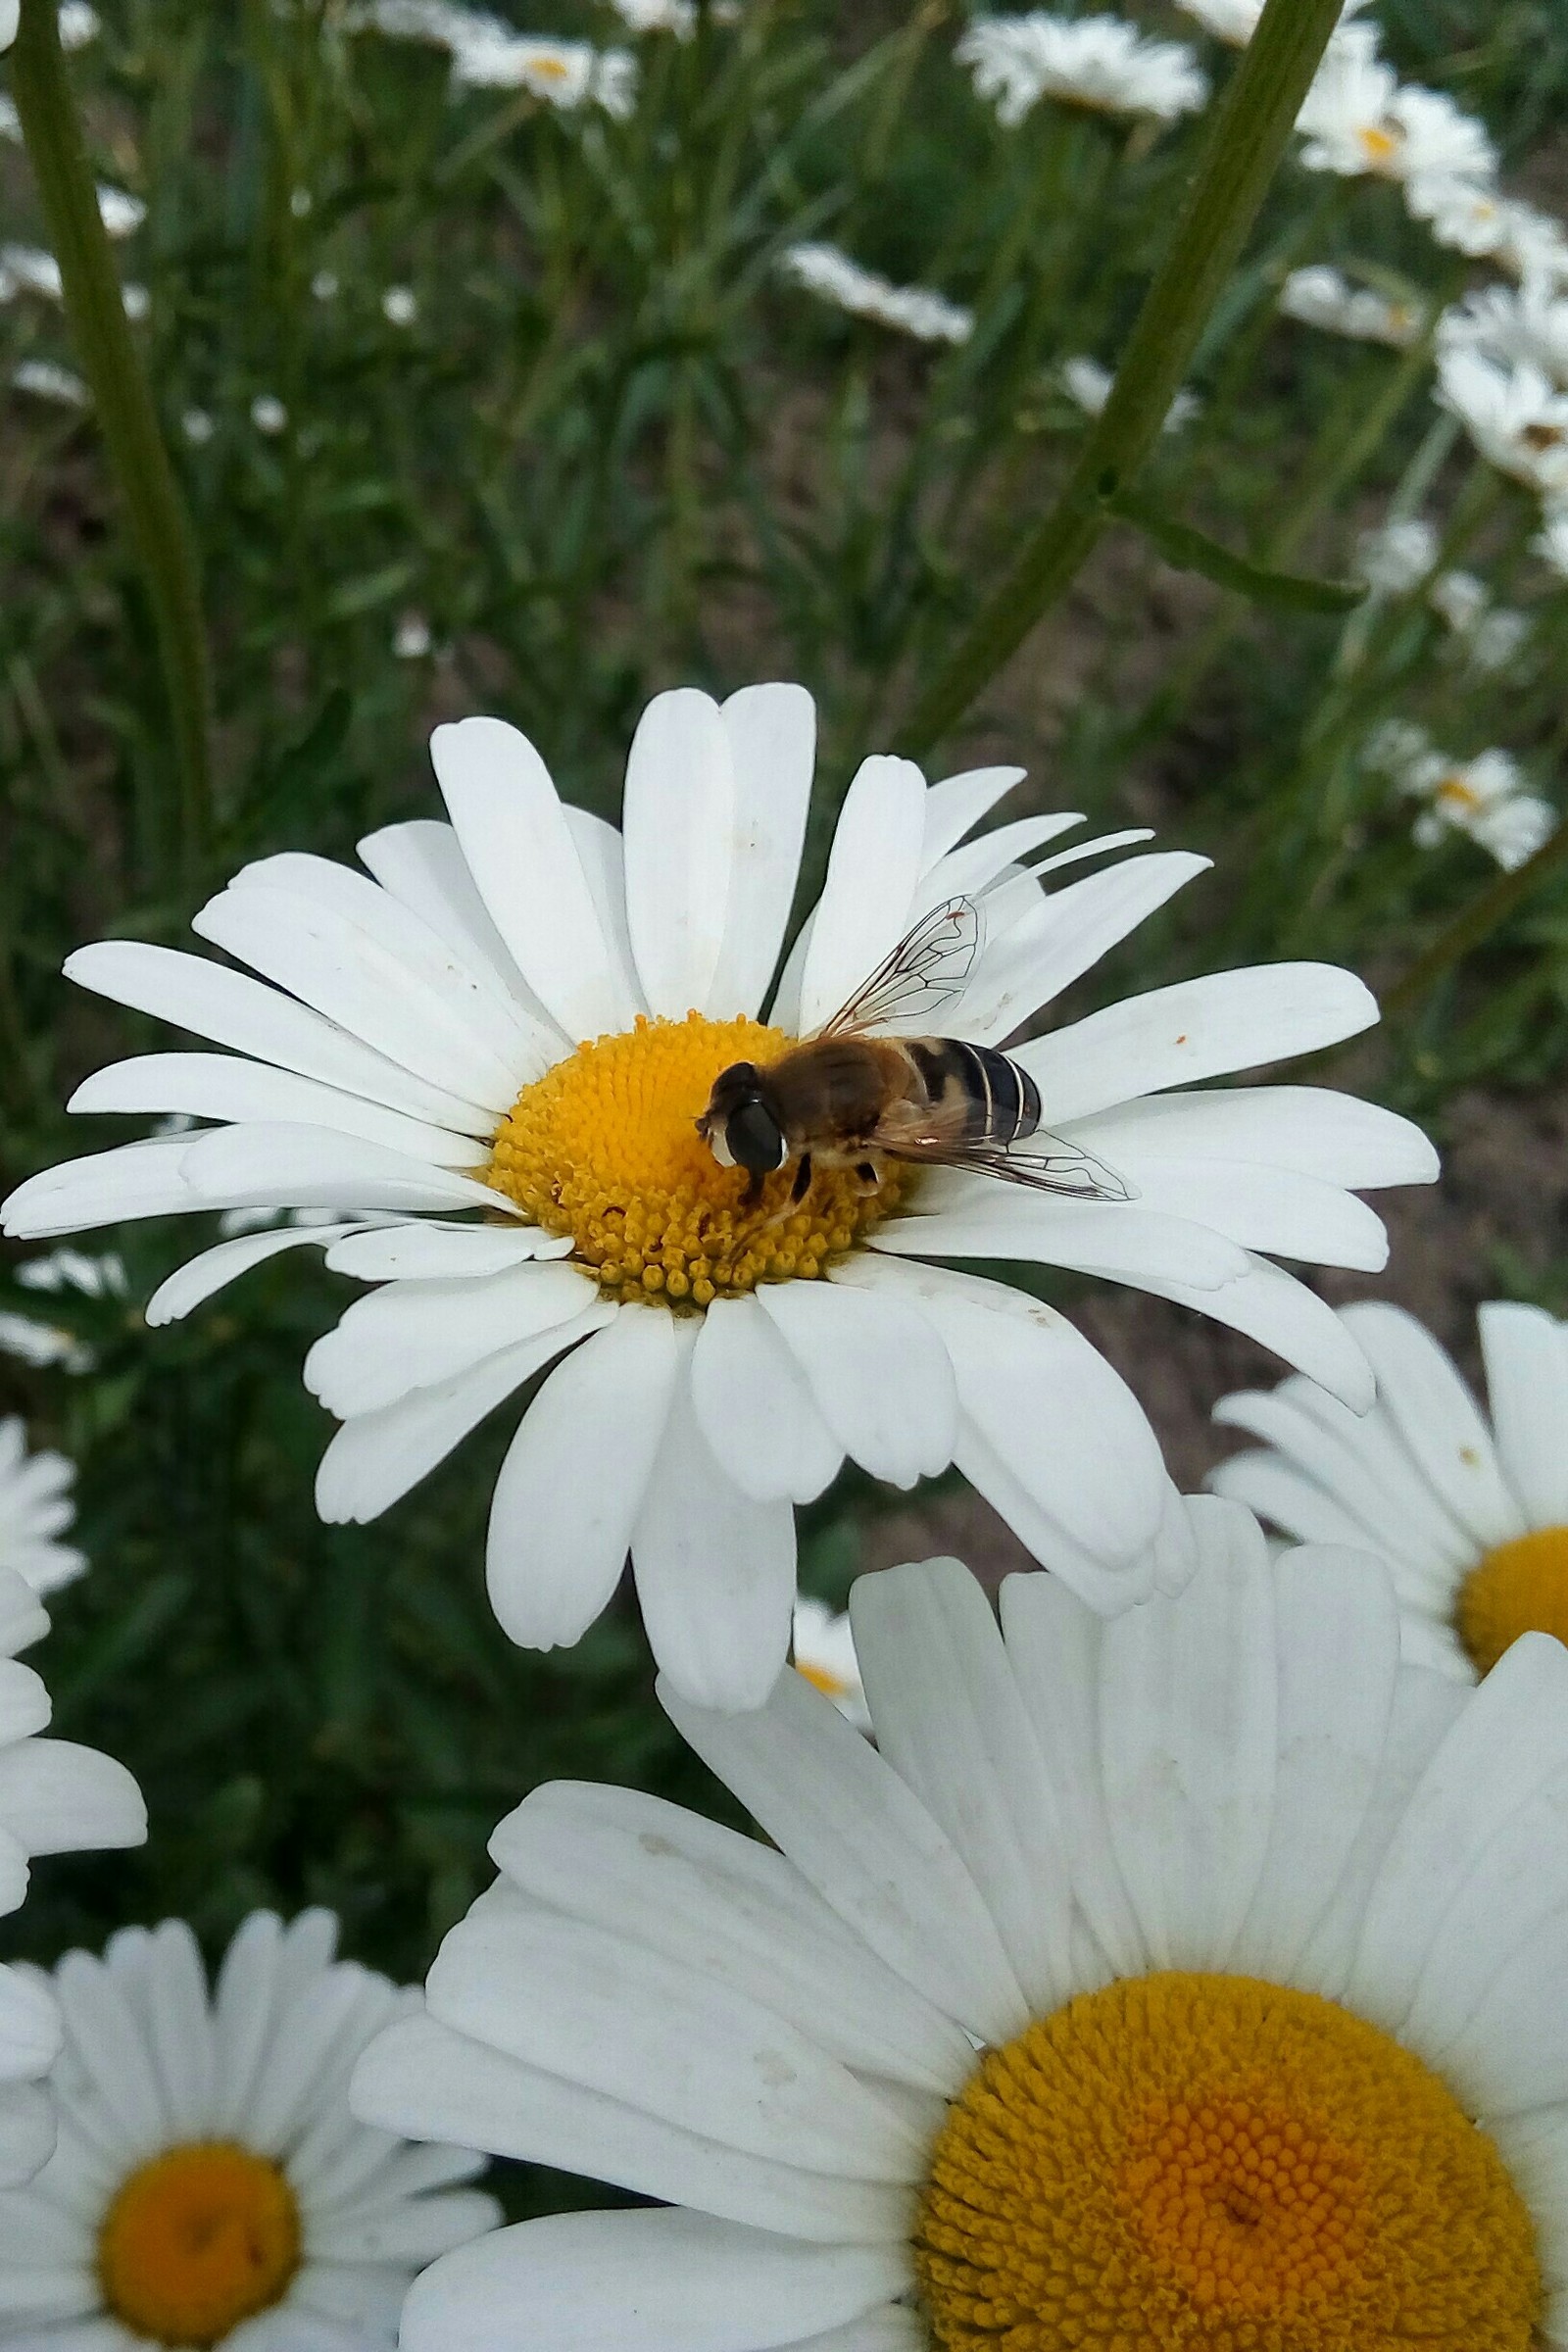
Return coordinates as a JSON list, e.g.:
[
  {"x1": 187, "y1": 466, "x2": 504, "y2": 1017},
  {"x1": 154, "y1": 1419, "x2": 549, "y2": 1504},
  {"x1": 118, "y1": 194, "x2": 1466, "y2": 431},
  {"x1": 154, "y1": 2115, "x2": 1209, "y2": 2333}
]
[{"x1": 1107, "y1": 488, "x2": 1365, "y2": 613}]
